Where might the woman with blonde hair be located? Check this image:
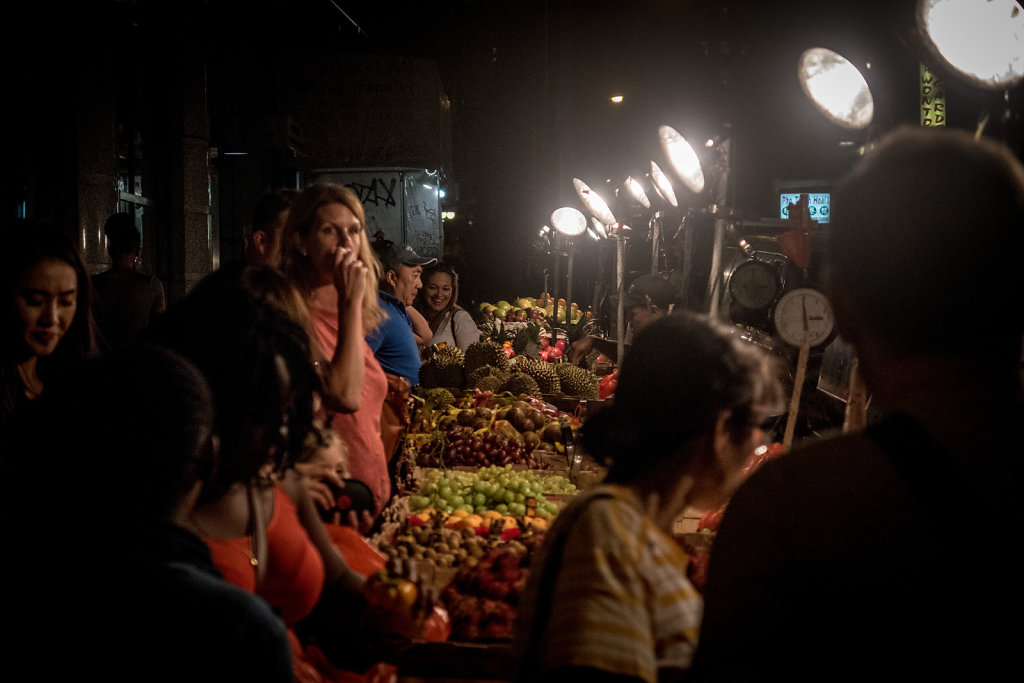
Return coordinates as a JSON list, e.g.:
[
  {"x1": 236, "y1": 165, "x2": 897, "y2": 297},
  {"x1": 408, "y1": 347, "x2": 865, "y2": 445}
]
[{"x1": 280, "y1": 182, "x2": 393, "y2": 517}]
